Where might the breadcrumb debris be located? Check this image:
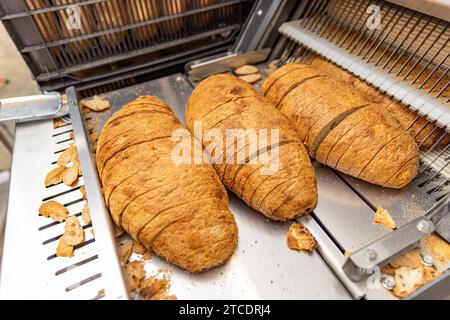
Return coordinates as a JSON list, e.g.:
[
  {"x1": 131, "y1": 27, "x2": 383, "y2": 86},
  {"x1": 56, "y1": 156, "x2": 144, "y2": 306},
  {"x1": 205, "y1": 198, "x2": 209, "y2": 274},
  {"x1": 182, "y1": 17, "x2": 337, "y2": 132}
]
[
  {"x1": 81, "y1": 95, "x2": 111, "y2": 112},
  {"x1": 374, "y1": 207, "x2": 397, "y2": 230},
  {"x1": 39, "y1": 200, "x2": 68, "y2": 222},
  {"x1": 287, "y1": 222, "x2": 317, "y2": 252}
]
